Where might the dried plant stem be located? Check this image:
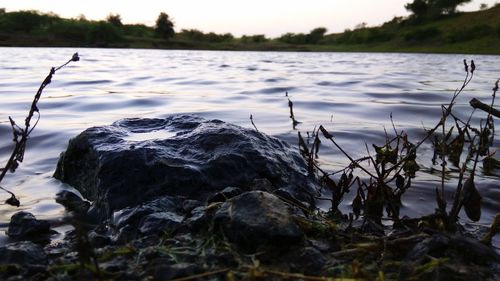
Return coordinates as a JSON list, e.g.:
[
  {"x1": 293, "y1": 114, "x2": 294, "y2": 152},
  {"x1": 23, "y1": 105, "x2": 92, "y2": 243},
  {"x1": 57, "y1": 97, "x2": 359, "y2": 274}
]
[
  {"x1": 470, "y1": 98, "x2": 500, "y2": 118},
  {"x1": 385, "y1": 70, "x2": 474, "y2": 176},
  {"x1": 170, "y1": 268, "x2": 230, "y2": 281},
  {"x1": 0, "y1": 53, "x2": 79, "y2": 205},
  {"x1": 320, "y1": 125, "x2": 377, "y2": 179},
  {"x1": 250, "y1": 114, "x2": 259, "y2": 132}
]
